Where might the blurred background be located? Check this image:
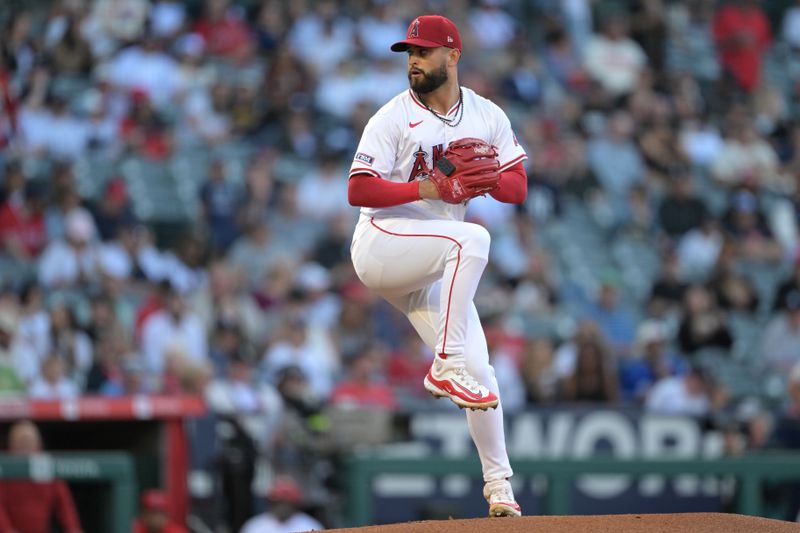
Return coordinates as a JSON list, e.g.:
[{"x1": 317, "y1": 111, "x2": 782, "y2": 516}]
[{"x1": 3, "y1": 0, "x2": 800, "y2": 531}]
